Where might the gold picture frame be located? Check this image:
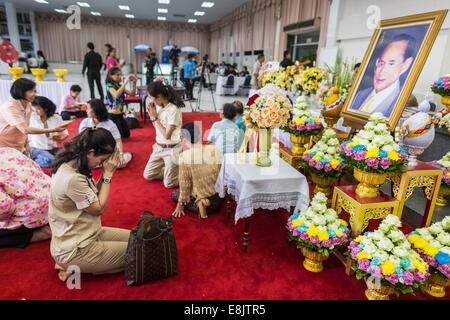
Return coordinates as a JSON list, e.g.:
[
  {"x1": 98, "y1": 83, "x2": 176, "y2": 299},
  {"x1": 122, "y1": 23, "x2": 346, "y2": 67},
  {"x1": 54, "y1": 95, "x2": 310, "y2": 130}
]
[{"x1": 341, "y1": 10, "x2": 448, "y2": 131}]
